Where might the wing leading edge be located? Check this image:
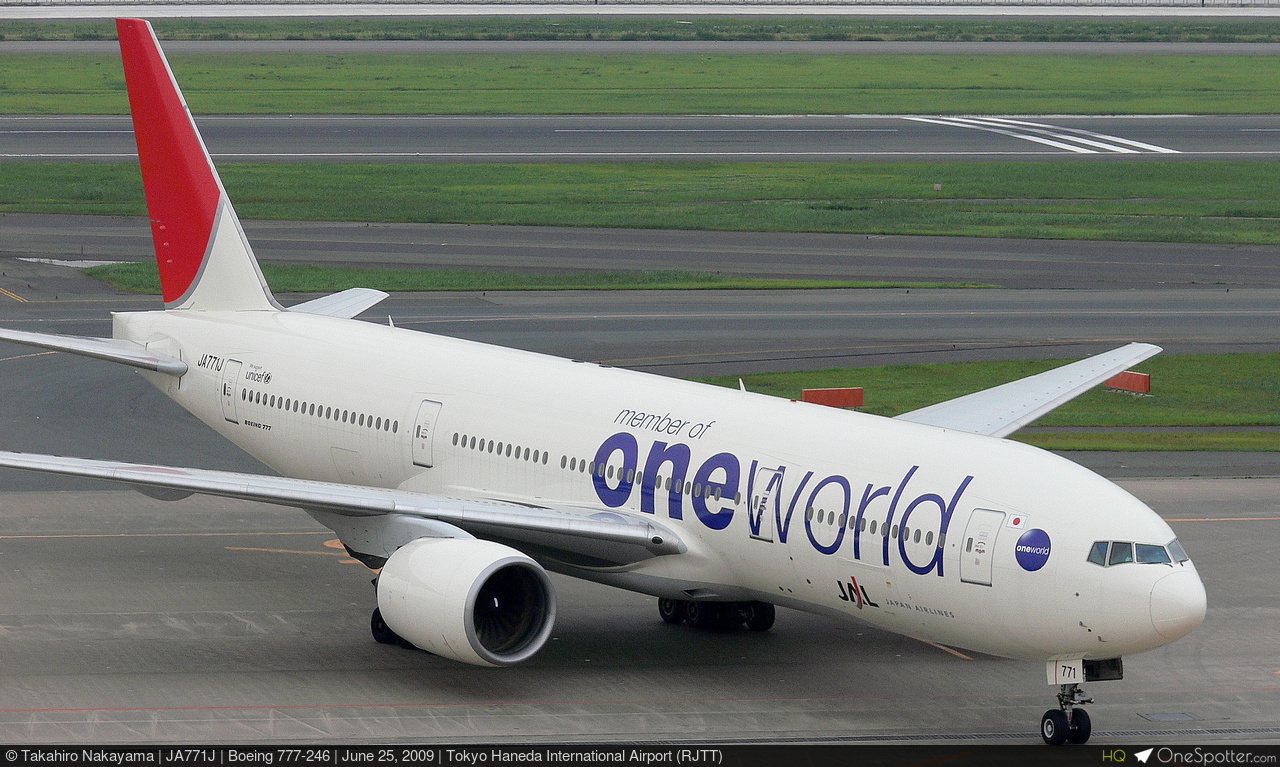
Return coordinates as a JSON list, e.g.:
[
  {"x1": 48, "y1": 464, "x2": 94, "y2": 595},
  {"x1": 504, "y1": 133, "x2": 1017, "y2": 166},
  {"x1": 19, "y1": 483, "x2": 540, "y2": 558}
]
[{"x1": 894, "y1": 342, "x2": 1161, "y2": 438}]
